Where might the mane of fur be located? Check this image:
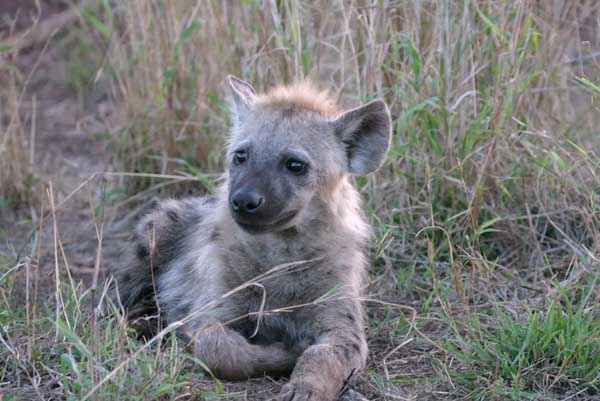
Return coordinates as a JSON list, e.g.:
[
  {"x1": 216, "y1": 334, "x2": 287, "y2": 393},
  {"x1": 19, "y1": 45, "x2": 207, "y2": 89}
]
[
  {"x1": 320, "y1": 176, "x2": 371, "y2": 243},
  {"x1": 255, "y1": 81, "x2": 341, "y2": 117}
]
